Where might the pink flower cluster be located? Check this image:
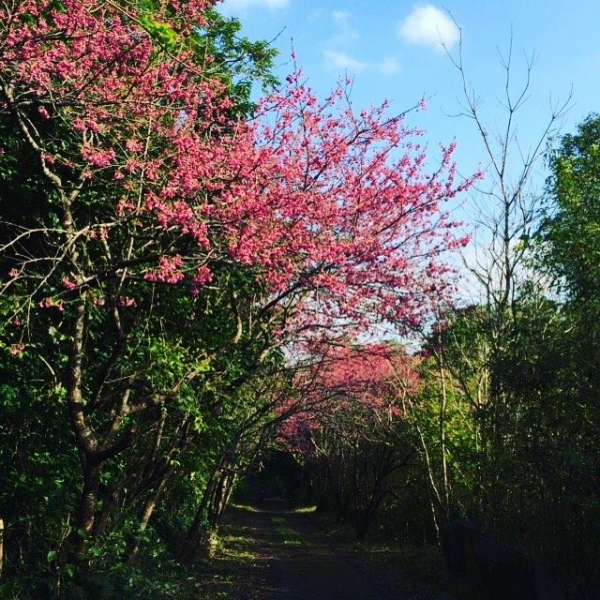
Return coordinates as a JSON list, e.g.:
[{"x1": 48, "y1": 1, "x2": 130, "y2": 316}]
[
  {"x1": 145, "y1": 255, "x2": 186, "y2": 285},
  {"x1": 39, "y1": 297, "x2": 65, "y2": 311},
  {"x1": 278, "y1": 343, "x2": 422, "y2": 457},
  {"x1": 10, "y1": 343, "x2": 26, "y2": 356}
]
